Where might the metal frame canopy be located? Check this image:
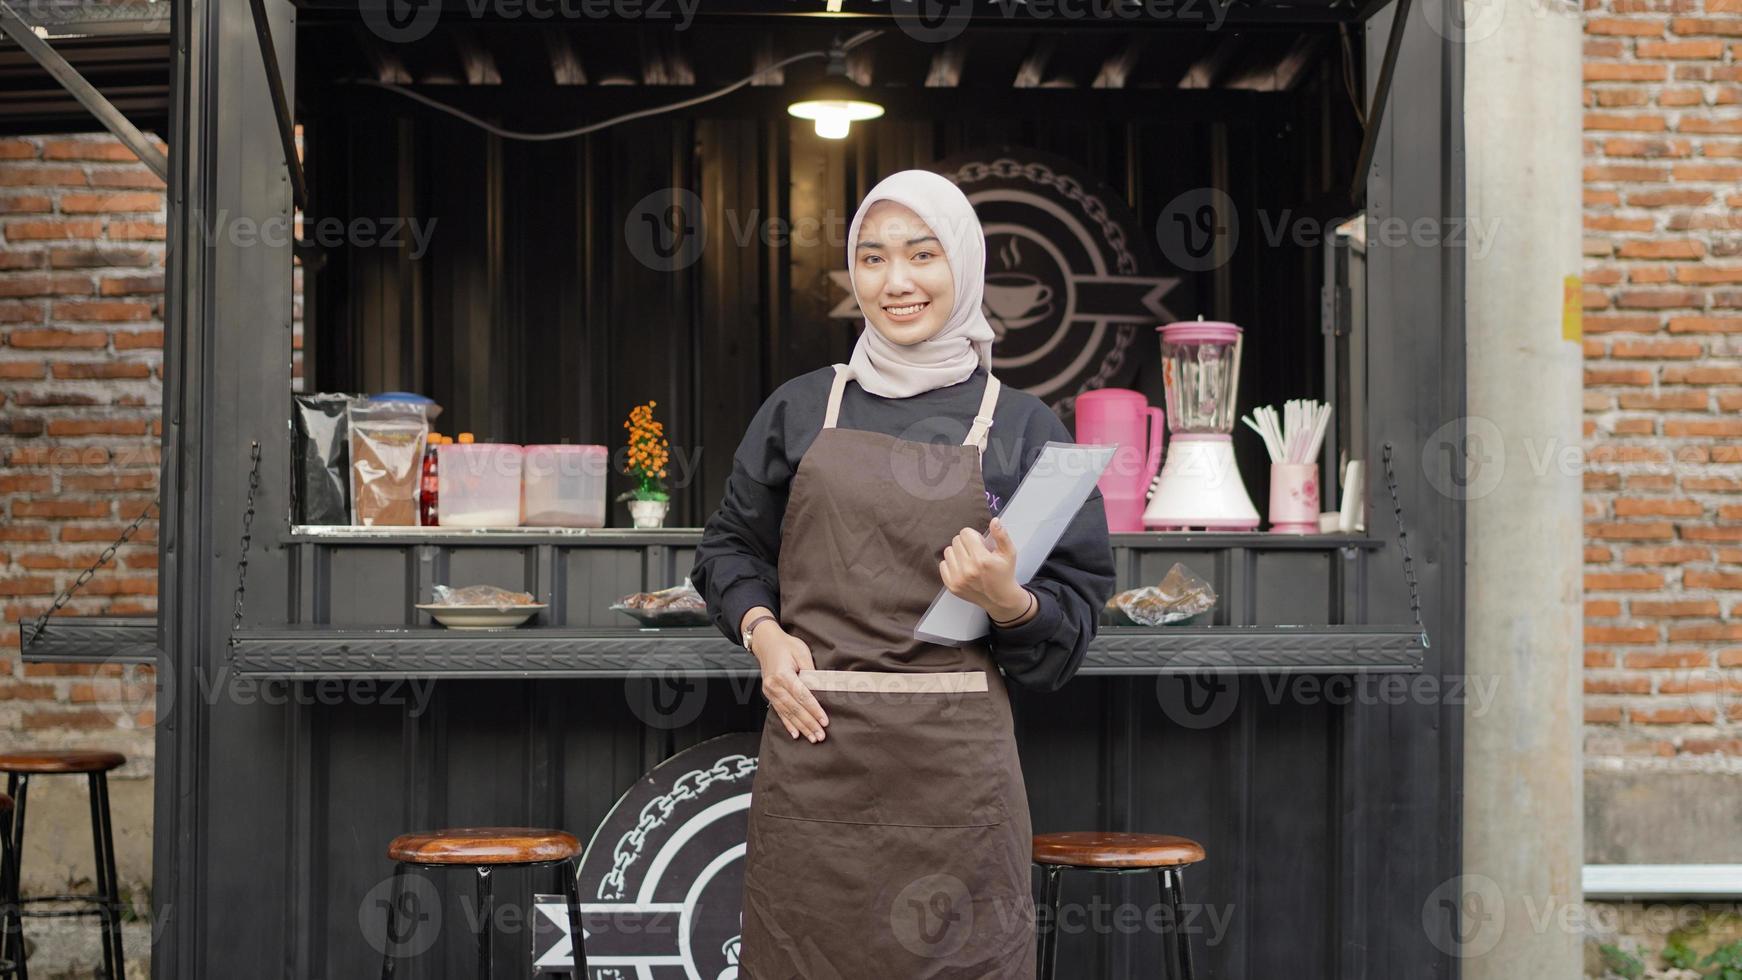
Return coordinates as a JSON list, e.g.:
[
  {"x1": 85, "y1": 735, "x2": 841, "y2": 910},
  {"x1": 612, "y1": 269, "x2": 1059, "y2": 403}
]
[
  {"x1": 146, "y1": 0, "x2": 1462, "y2": 976},
  {"x1": 302, "y1": 0, "x2": 1405, "y2": 27}
]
